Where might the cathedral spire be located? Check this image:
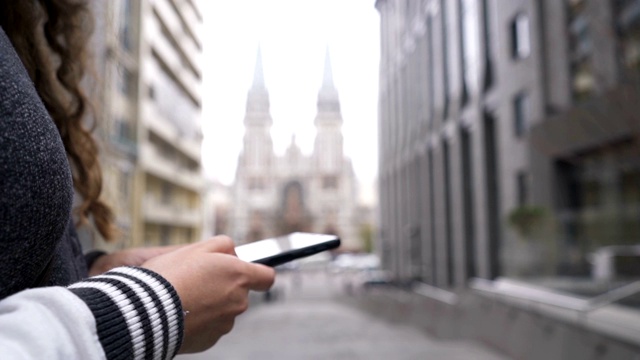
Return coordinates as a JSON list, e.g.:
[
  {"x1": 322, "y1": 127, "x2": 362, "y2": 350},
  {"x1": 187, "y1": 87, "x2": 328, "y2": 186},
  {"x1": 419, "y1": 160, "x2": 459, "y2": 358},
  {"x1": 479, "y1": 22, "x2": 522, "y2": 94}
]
[
  {"x1": 321, "y1": 46, "x2": 335, "y2": 90},
  {"x1": 245, "y1": 45, "x2": 271, "y2": 117},
  {"x1": 252, "y1": 45, "x2": 266, "y2": 90},
  {"x1": 317, "y1": 46, "x2": 340, "y2": 113}
]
